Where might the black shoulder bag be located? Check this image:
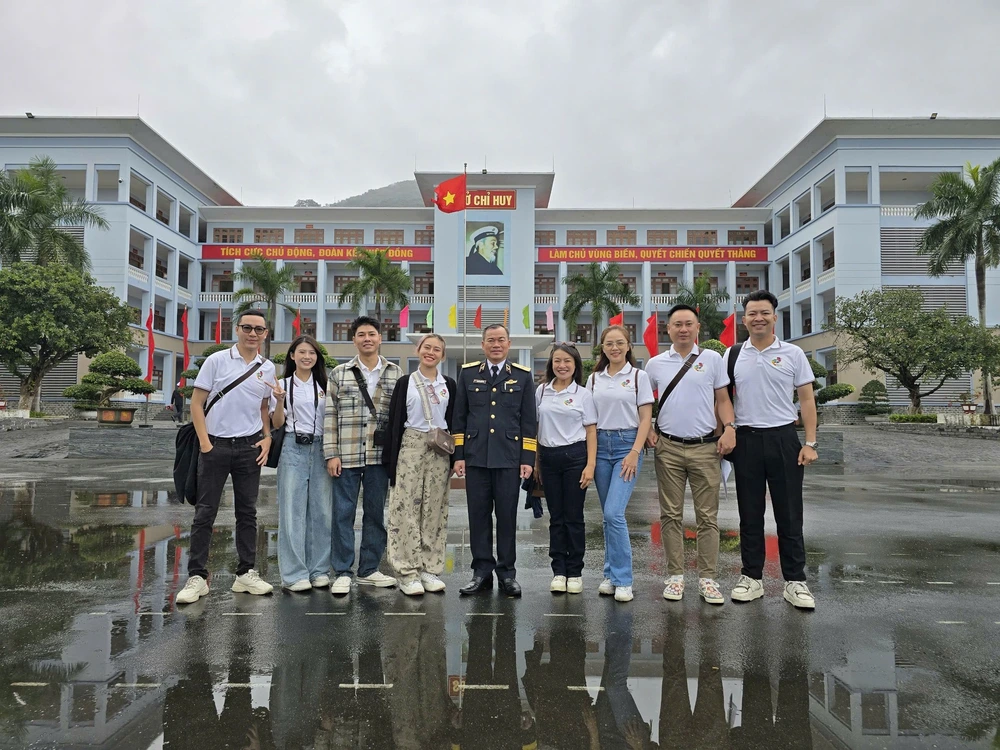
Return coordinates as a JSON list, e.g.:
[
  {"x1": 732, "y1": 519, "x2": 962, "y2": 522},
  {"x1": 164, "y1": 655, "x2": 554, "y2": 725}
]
[
  {"x1": 173, "y1": 360, "x2": 263, "y2": 505},
  {"x1": 654, "y1": 352, "x2": 700, "y2": 435},
  {"x1": 351, "y1": 366, "x2": 386, "y2": 446}
]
